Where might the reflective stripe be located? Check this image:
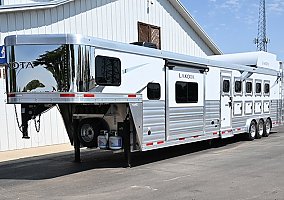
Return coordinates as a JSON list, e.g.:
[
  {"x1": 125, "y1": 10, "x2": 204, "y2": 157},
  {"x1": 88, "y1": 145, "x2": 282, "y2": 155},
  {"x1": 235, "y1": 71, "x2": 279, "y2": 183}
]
[{"x1": 60, "y1": 93, "x2": 75, "y2": 97}]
